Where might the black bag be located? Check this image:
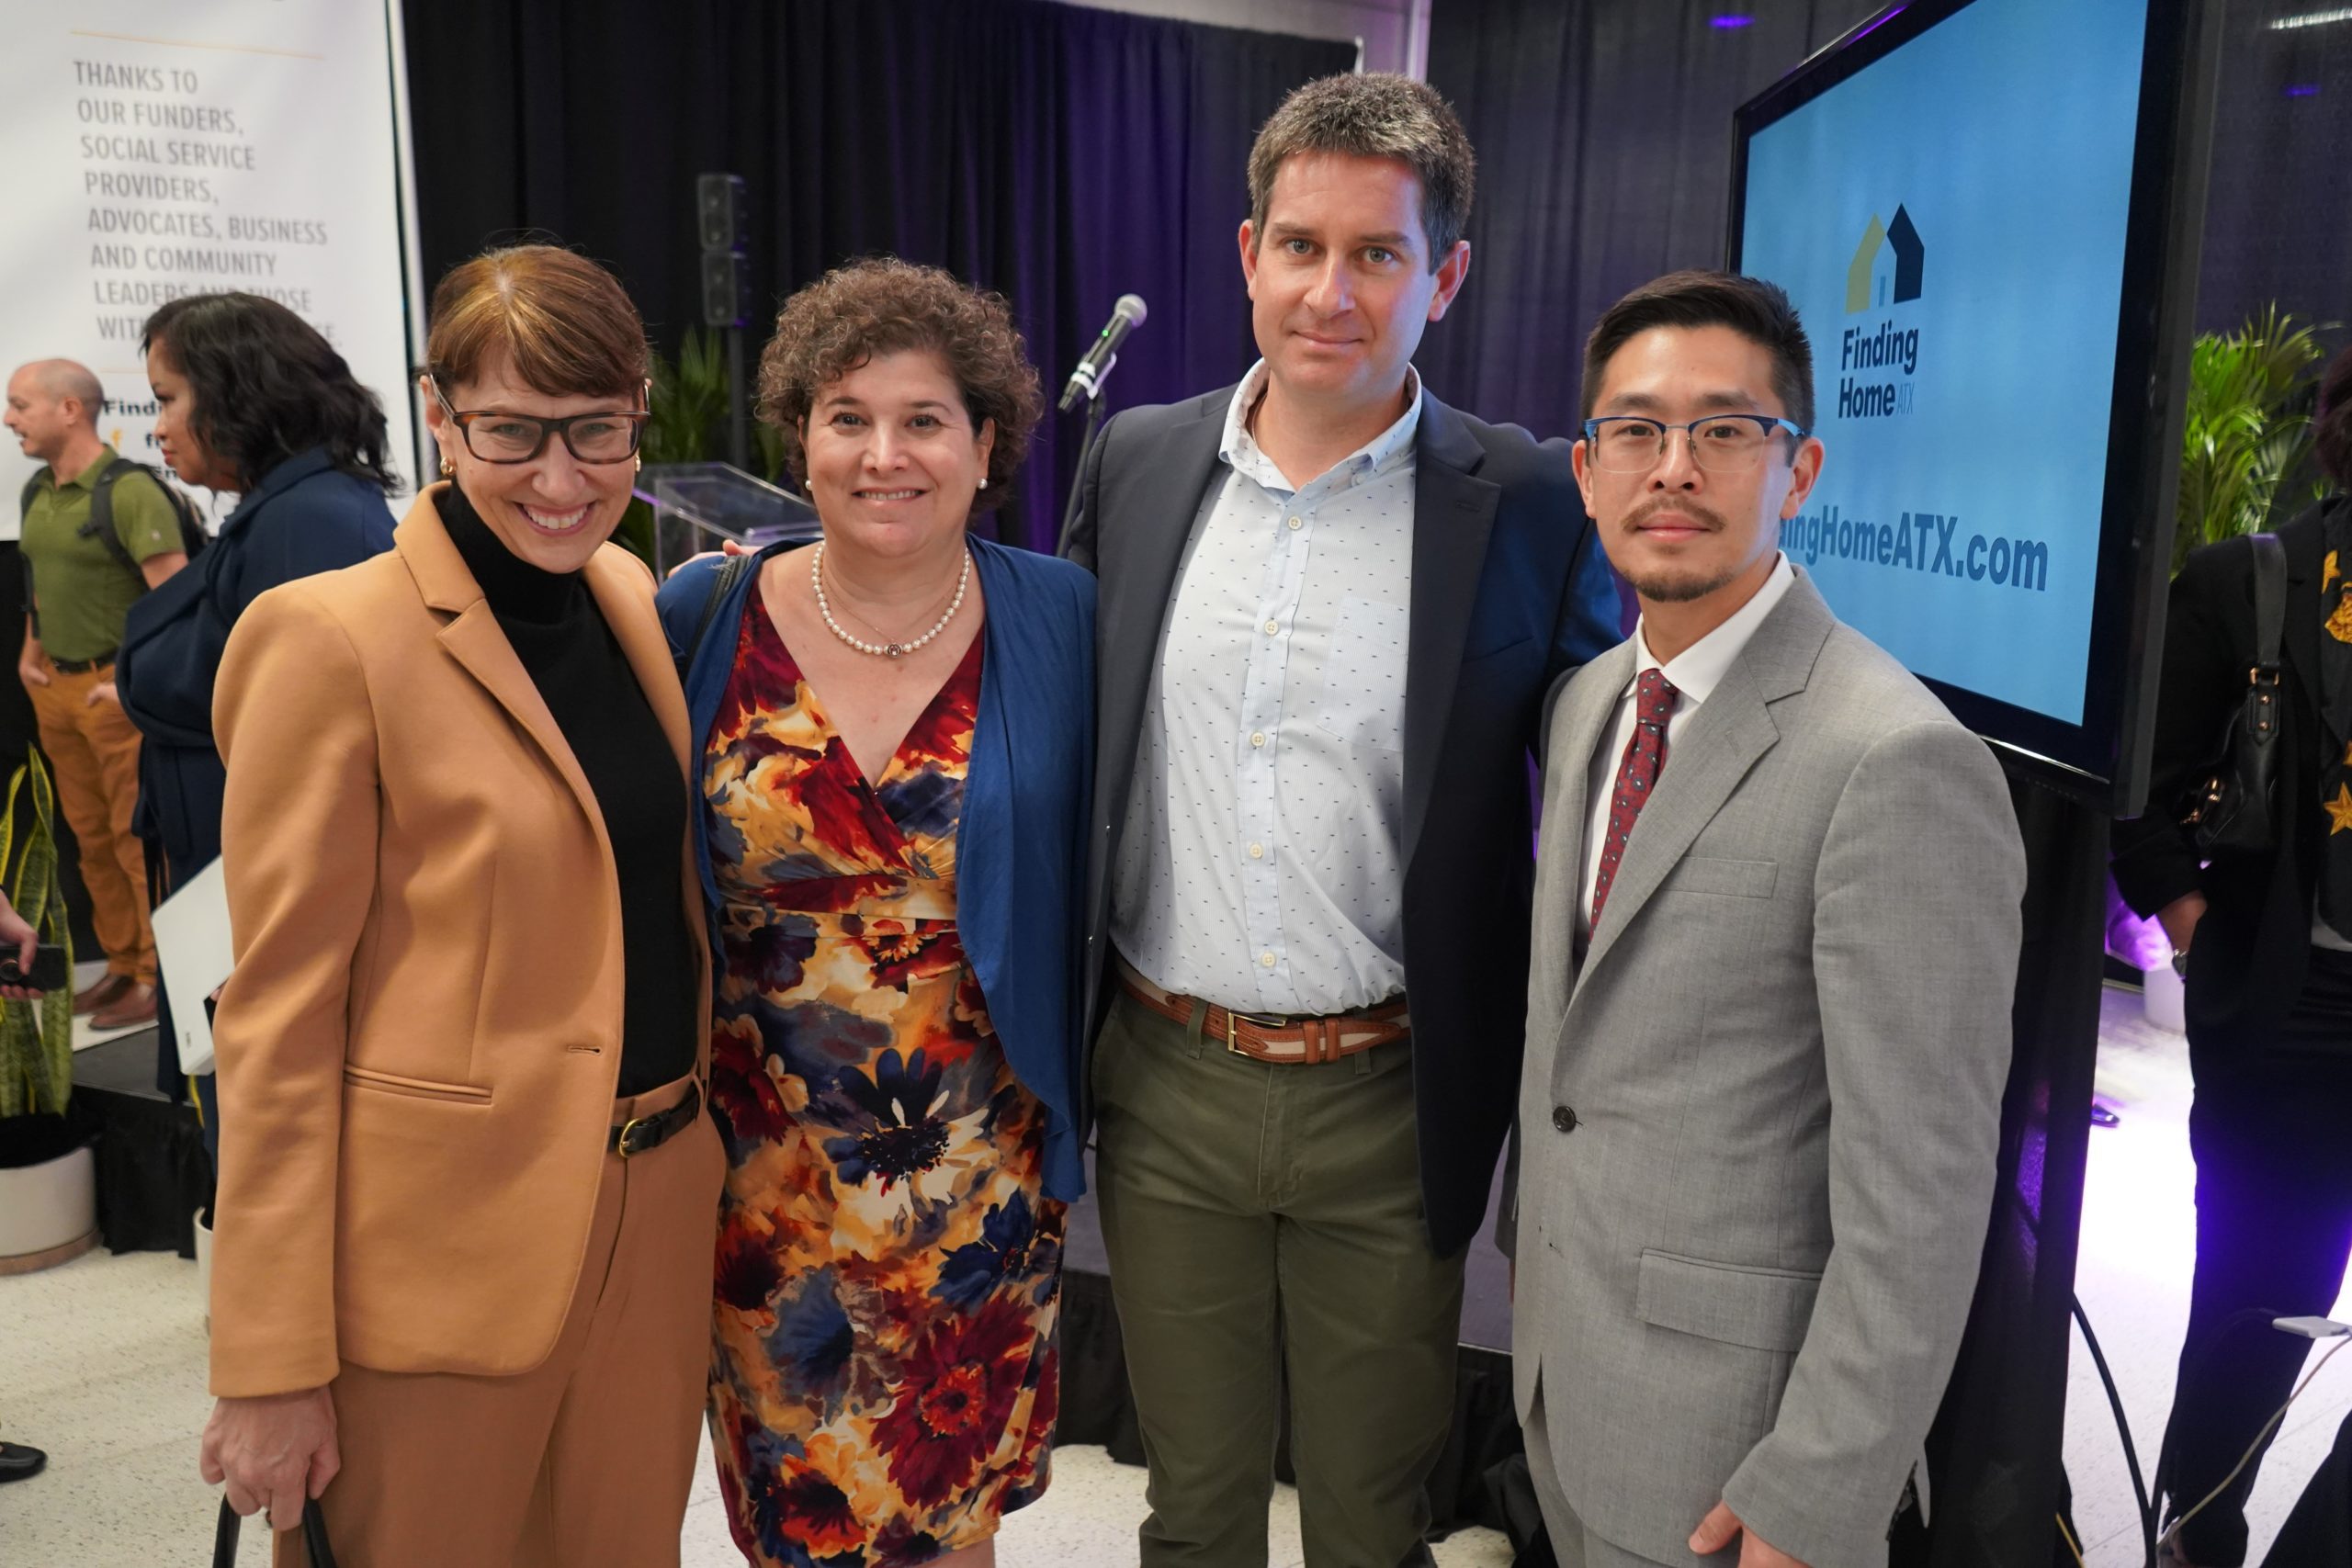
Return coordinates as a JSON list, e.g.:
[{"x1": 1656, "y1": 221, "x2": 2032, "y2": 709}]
[
  {"x1": 212, "y1": 1495, "x2": 338, "y2": 1567},
  {"x1": 17, "y1": 457, "x2": 208, "y2": 567},
  {"x1": 676, "y1": 551, "x2": 751, "y2": 679},
  {"x1": 18, "y1": 458, "x2": 209, "y2": 639},
  {"x1": 2177, "y1": 532, "x2": 2288, "y2": 858}
]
